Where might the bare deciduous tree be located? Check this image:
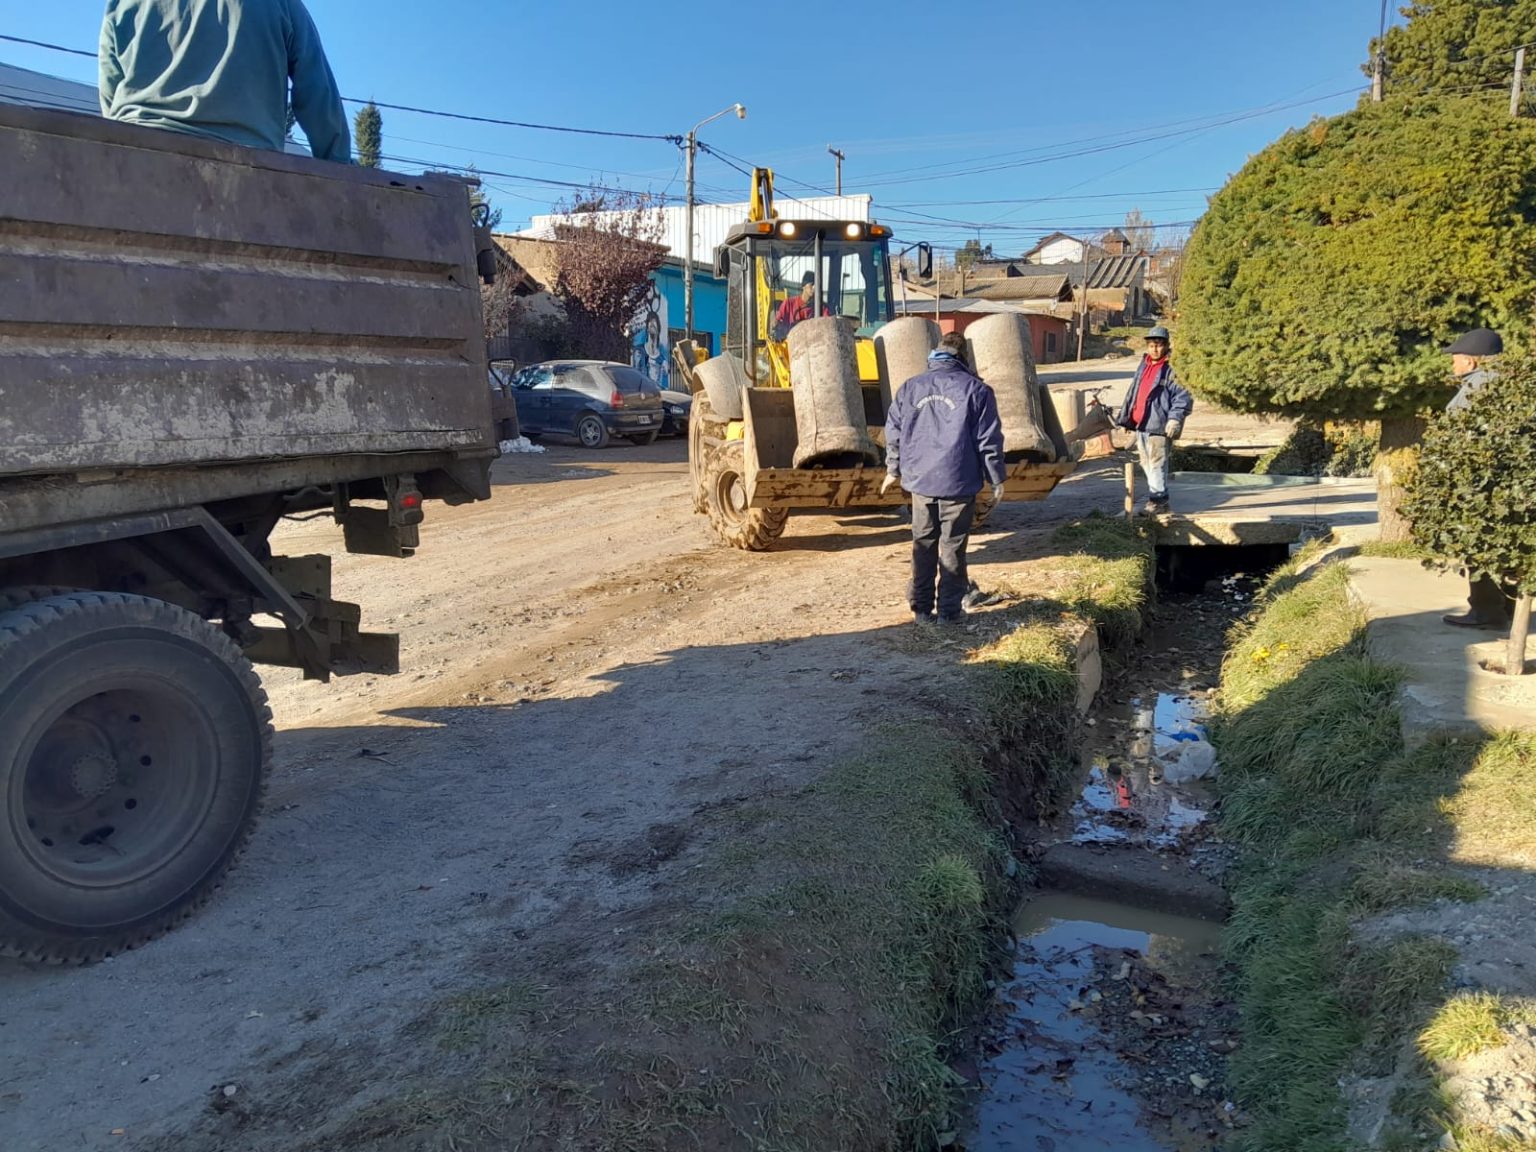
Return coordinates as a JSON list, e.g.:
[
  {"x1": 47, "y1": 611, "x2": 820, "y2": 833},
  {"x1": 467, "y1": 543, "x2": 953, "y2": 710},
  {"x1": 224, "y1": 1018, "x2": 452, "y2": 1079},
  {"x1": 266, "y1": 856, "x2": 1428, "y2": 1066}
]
[
  {"x1": 550, "y1": 185, "x2": 666, "y2": 360},
  {"x1": 1121, "y1": 208, "x2": 1155, "y2": 253},
  {"x1": 480, "y1": 263, "x2": 521, "y2": 343}
]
